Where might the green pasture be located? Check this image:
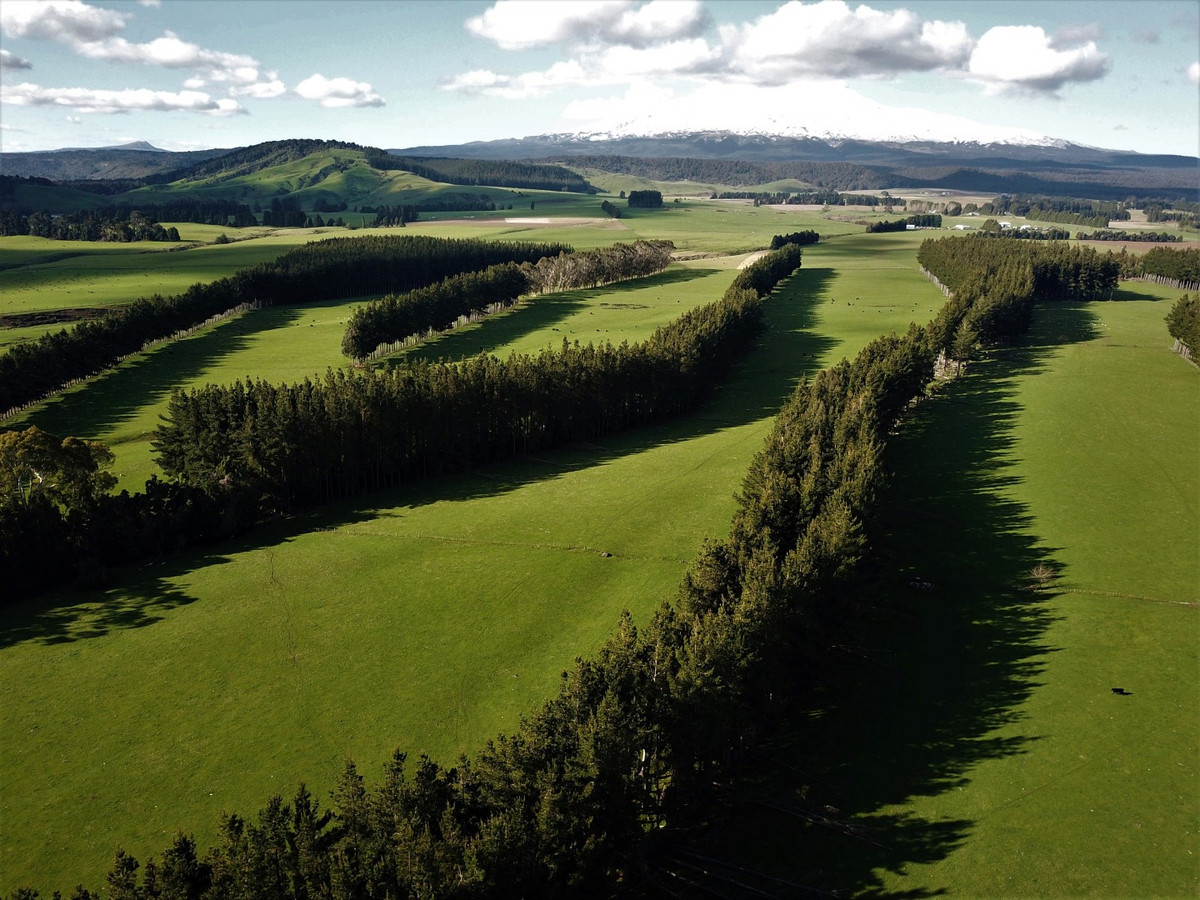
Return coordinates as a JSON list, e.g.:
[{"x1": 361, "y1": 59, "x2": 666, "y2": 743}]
[
  {"x1": 681, "y1": 283, "x2": 1198, "y2": 897},
  {"x1": 10, "y1": 262, "x2": 747, "y2": 490},
  {"x1": 0, "y1": 225, "x2": 948, "y2": 891},
  {"x1": 4, "y1": 199, "x2": 1194, "y2": 895},
  {"x1": 0, "y1": 232, "x2": 322, "y2": 318}
]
